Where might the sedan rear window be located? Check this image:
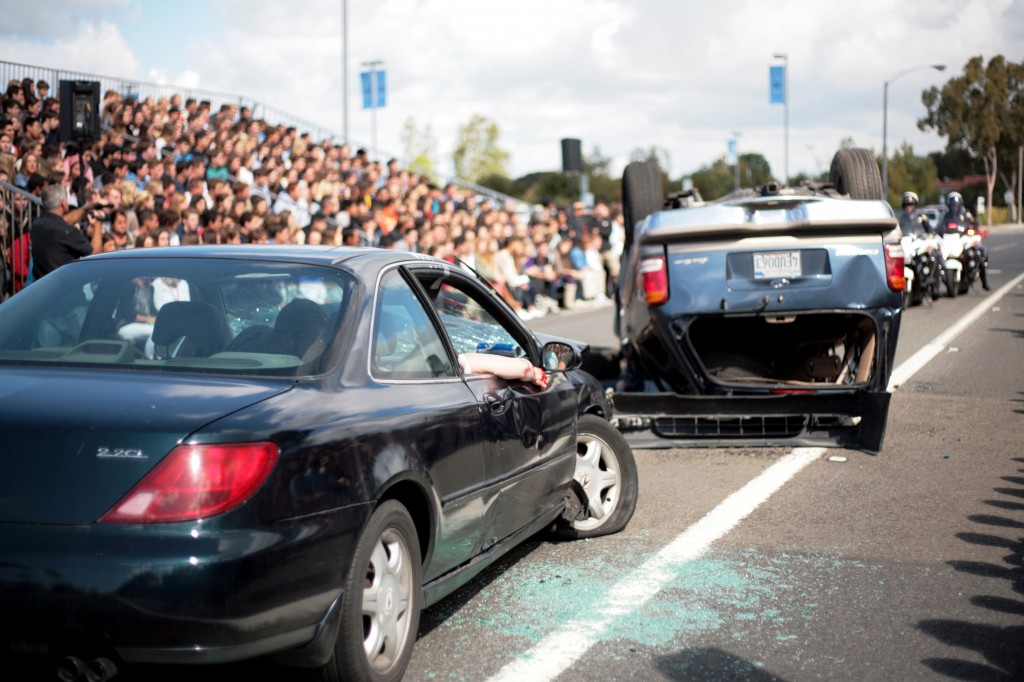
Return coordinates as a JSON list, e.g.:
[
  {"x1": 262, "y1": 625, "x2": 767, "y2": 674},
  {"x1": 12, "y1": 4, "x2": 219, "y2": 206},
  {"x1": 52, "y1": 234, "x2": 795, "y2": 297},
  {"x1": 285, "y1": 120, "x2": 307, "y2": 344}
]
[{"x1": 0, "y1": 258, "x2": 356, "y2": 377}]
